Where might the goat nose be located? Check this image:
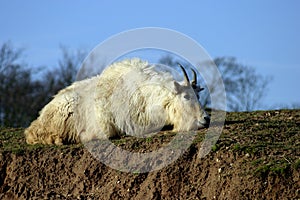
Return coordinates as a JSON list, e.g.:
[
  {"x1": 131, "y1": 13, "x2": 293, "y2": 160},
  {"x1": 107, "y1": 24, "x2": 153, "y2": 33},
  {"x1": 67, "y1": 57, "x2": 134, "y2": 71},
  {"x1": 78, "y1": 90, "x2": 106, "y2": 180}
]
[{"x1": 204, "y1": 116, "x2": 210, "y2": 125}]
